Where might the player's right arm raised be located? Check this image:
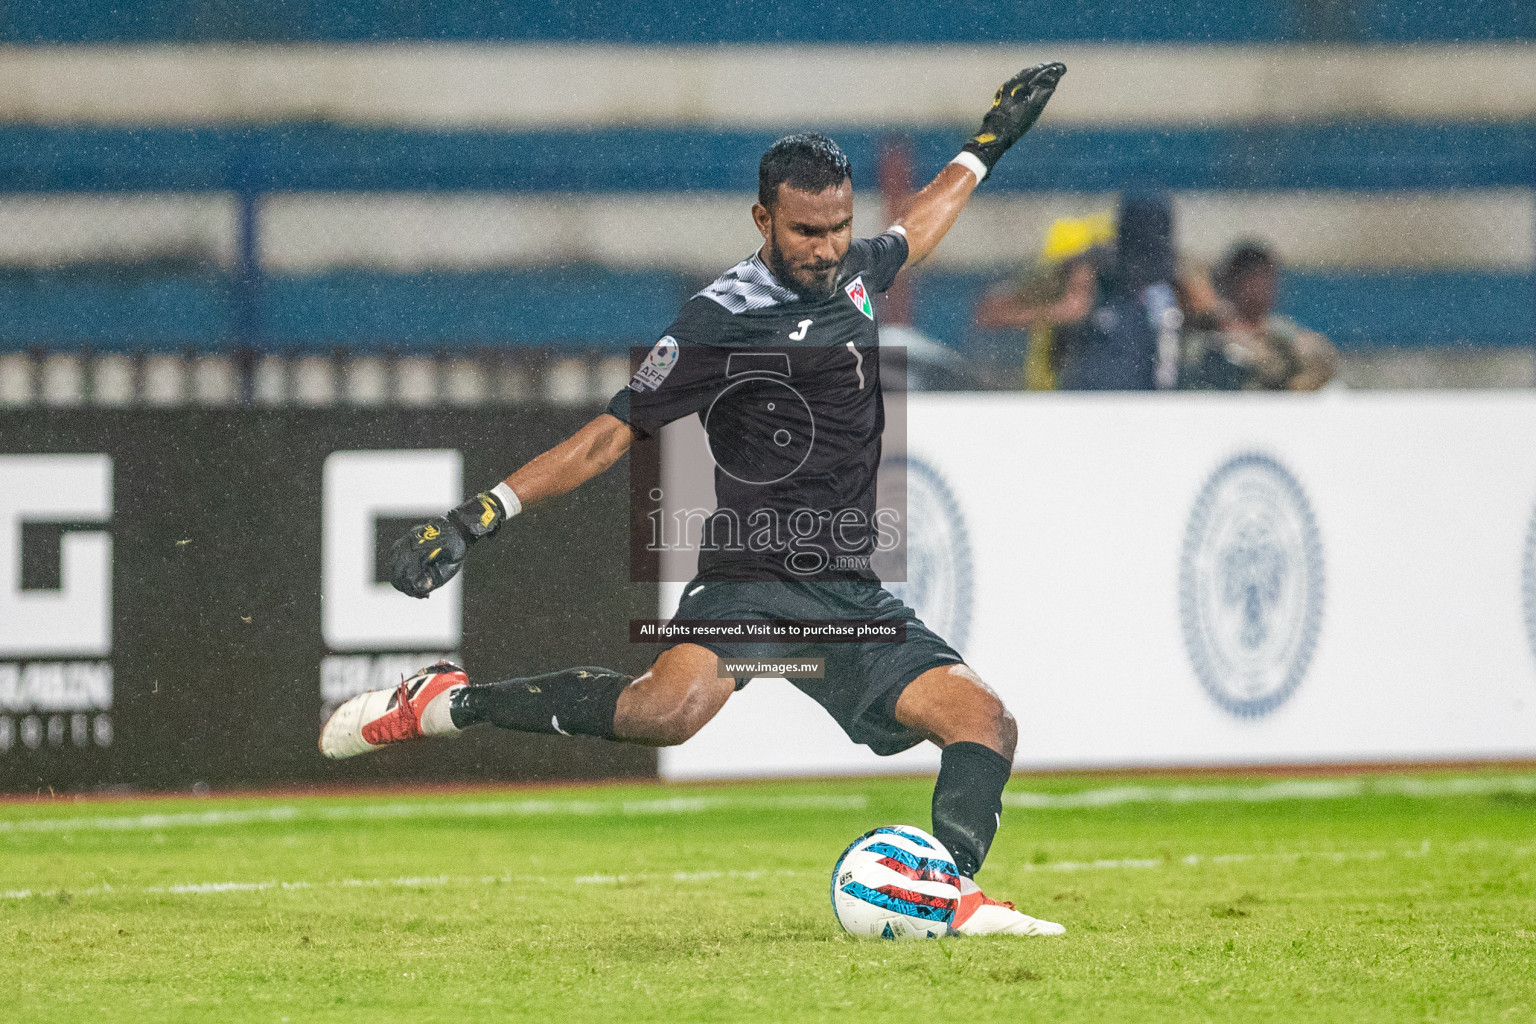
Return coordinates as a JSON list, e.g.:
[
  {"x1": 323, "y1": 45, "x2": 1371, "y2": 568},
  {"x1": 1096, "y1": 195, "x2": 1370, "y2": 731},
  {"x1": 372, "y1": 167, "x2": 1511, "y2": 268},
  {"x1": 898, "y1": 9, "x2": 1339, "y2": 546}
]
[
  {"x1": 896, "y1": 61, "x2": 1066, "y2": 266},
  {"x1": 388, "y1": 413, "x2": 635, "y2": 598}
]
